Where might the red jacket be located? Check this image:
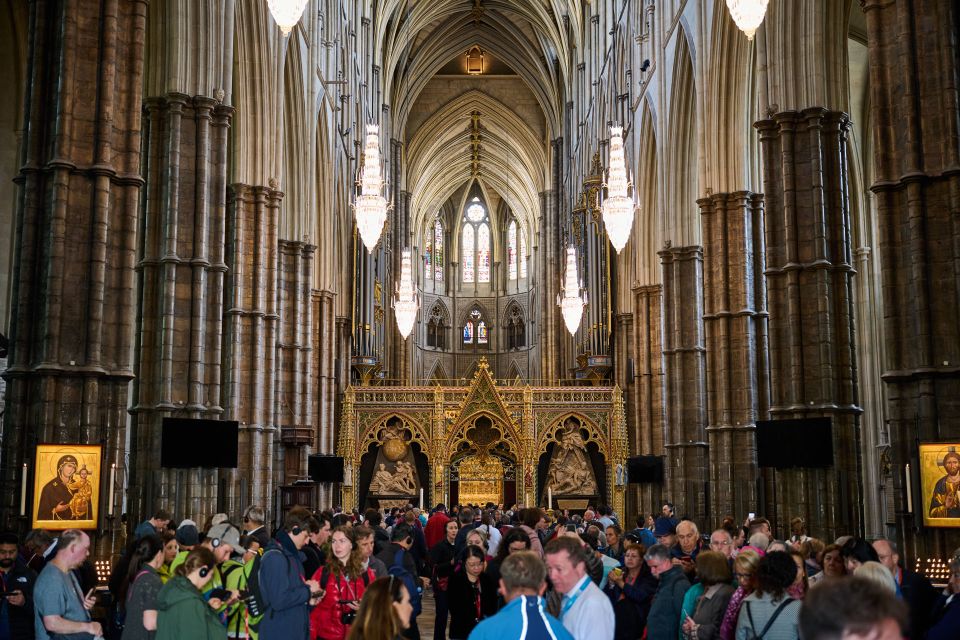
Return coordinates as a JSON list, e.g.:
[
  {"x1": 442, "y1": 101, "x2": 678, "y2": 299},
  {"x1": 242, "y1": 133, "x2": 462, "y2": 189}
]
[
  {"x1": 309, "y1": 565, "x2": 375, "y2": 640},
  {"x1": 424, "y1": 511, "x2": 450, "y2": 549}
]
